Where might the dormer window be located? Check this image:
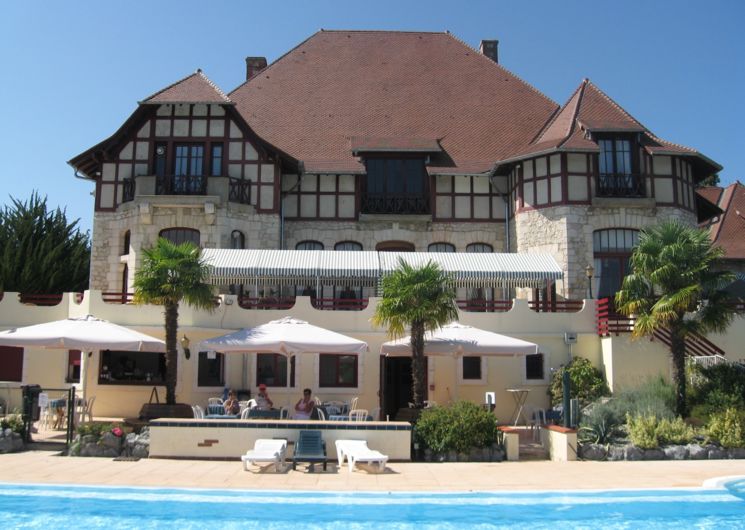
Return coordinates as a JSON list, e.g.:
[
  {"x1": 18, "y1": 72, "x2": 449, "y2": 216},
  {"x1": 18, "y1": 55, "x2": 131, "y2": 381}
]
[
  {"x1": 362, "y1": 157, "x2": 429, "y2": 214},
  {"x1": 596, "y1": 136, "x2": 644, "y2": 197}
]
